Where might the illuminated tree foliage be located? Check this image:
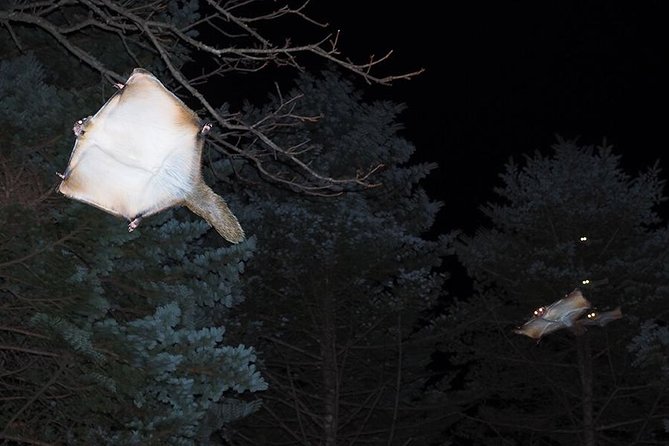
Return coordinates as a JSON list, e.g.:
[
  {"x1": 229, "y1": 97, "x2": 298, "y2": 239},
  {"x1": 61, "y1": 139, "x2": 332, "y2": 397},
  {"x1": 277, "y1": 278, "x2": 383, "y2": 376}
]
[
  {"x1": 0, "y1": 54, "x2": 264, "y2": 445},
  {"x1": 446, "y1": 140, "x2": 669, "y2": 445}
]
